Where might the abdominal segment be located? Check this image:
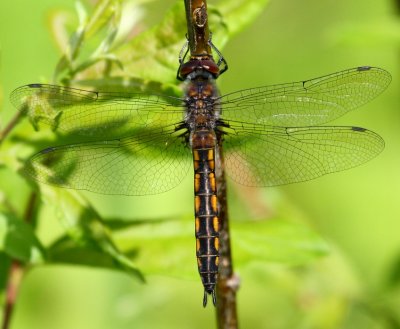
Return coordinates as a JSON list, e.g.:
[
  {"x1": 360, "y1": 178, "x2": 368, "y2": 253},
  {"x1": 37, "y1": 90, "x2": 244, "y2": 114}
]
[{"x1": 192, "y1": 130, "x2": 220, "y2": 305}]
